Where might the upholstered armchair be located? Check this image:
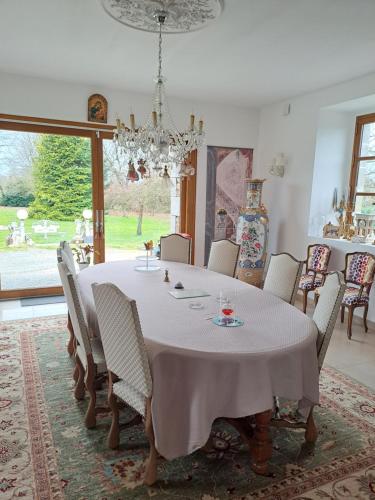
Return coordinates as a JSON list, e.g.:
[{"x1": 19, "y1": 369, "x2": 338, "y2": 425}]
[
  {"x1": 340, "y1": 252, "x2": 375, "y2": 339},
  {"x1": 298, "y1": 244, "x2": 331, "y2": 313}
]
